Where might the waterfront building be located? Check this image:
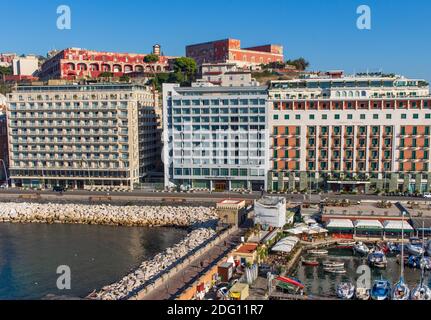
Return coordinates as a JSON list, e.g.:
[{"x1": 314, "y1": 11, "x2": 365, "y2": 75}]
[
  {"x1": 0, "y1": 53, "x2": 17, "y2": 67},
  {"x1": 6, "y1": 83, "x2": 161, "y2": 190},
  {"x1": 12, "y1": 55, "x2": 39, "y2": 76},
  {"x1": 162, "y1": 82, "x2": 269, "y2": 191},
  {"x1": 268, "y1": 73, "x2": 431, "y2": 194},
  {"x1": 254, "y1": 196, "x2": 287, "y2": 228},
  {"x1": 216, "y1": 199, "x2": 247, "y2": 227},
  {"x1": 186, "y1": 38, "x2": 283, "y2": 70},
  {"x1": 0, "y1": 95, "x2": 8, "y2": 182},
  {"x1": 196, "y1": 63, "x2": 260, "y2": 87},
  {"x1": 38, "y1": 46, "x2": 177, "y2": 80}
]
